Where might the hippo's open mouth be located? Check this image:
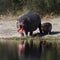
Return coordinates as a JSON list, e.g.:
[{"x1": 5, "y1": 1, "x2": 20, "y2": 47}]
[
  {"x1": 20, "y1": 25, "x2": 23, "y2": 29},
  {"x1": 18, "y1": 28, "x2": 24, "y2": 33},
  {"x1": 17, "y1": 25, "x2": 24, "y2": 33}
]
